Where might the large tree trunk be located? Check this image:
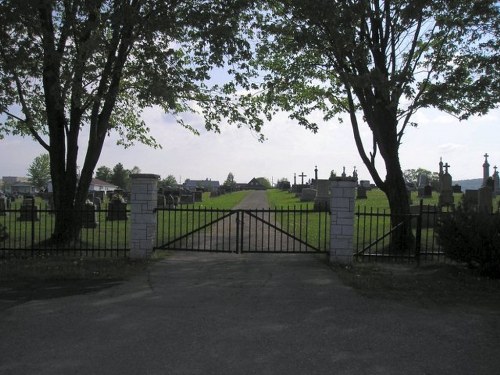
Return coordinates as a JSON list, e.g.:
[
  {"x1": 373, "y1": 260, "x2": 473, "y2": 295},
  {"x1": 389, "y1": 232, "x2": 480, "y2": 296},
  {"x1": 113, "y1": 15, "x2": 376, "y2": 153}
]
[
  {"x1": 349, "y1": 87, "x2": 414, "y2": 252},
  {"x1": 380, "y1": 150, "x2": 413, "y2": 252}
]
